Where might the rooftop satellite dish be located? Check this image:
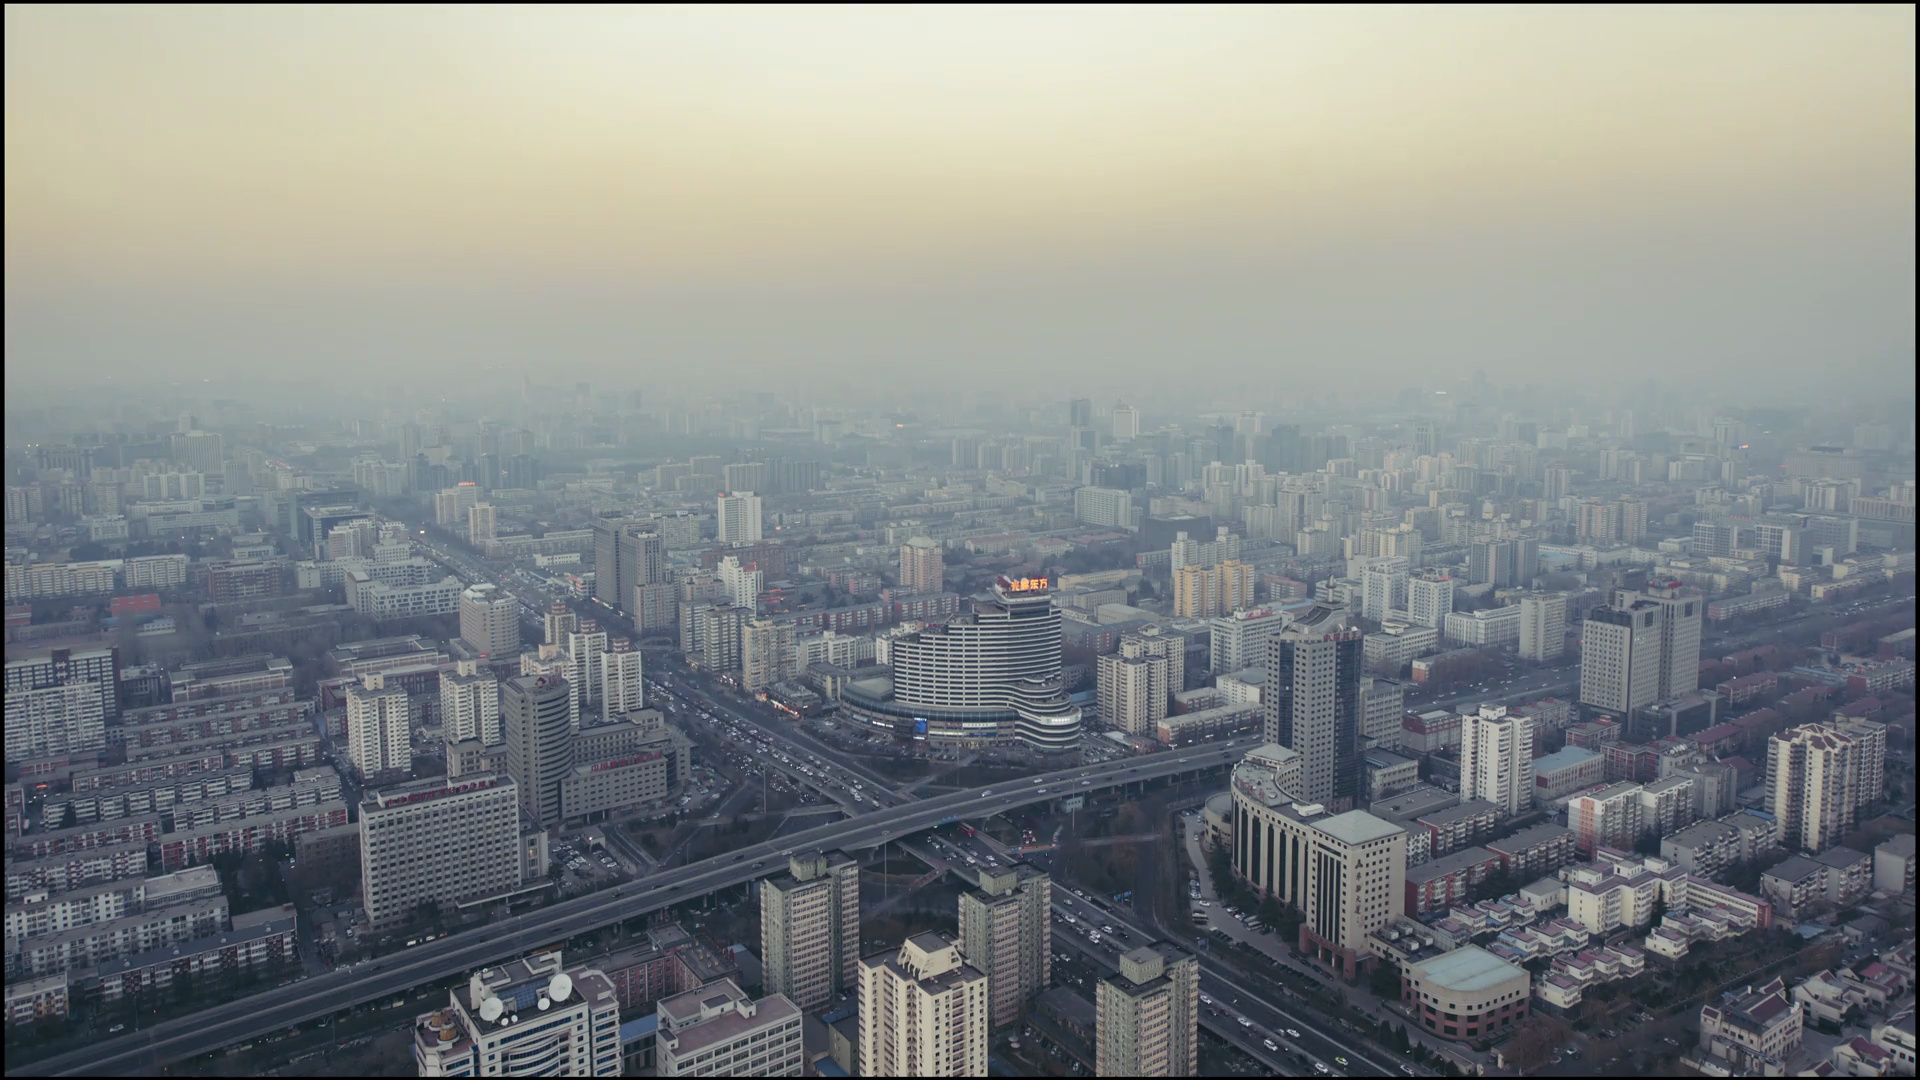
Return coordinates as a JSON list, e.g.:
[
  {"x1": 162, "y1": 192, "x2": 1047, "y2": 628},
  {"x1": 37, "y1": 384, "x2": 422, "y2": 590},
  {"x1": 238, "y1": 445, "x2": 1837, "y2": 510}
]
[
  {"x1": 479, "y1": 997, "x2": 504, "y2": 1022},
  {"x1": 548, "y1": 973, "x2": 573, "y2": 1002},
  {"x1": 537, "y1": 995, "x2": 551, "y2": 1011}
]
